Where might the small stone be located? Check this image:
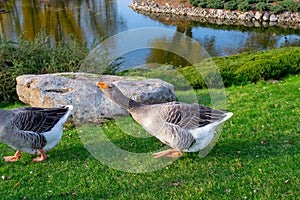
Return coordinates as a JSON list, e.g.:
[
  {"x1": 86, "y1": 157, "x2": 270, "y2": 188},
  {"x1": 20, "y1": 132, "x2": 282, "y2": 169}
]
[
  {"x1": 238, "y1": 14, "x2": 246, "y2": 20},
  {"x1": 262, "y1": 12, "x2": 270, "y2": 21},
  {"x1": 225, "y1": 189, "x2": 232, "y2": 193},
  {"x1": 1, "y1": 175, "x2": 11, "y2": 180},
  {"x1": 173, "y1": 181, "x2": 182, "y2": 186},
  {"x1": 270, "y1": 14, "x2": 278, "y2": 22},
  {"x1": 254, "y1": 11, "x2": 263, "y2": 21}
]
